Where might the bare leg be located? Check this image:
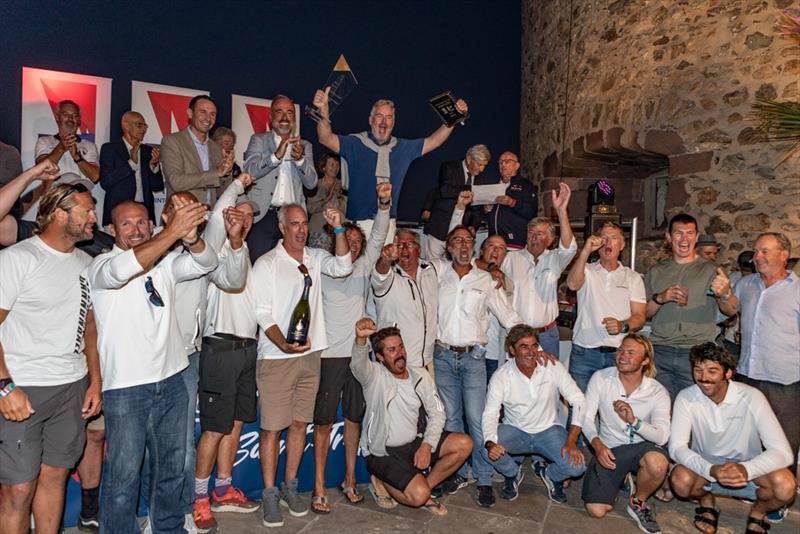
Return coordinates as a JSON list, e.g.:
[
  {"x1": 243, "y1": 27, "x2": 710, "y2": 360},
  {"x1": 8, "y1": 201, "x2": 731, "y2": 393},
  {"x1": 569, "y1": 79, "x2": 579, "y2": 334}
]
[
  {"x1": 313, "y1": 423, "x2": 333, "y2": 497},
  {"x1": 216, "y1": 420, "x2": 244, "y2": 480},
  {"x1": 426, "y1": 433, "x2": 473, "y2": 489},
  {"x1": 30, "y1": 464, "x2": 70, "y2": 534},
  {"x1": 750, "y1": 469, "x2": 797, "y2": 519},
  {"x1": 77, "y1": 428, "x2": 105, "y2": 489},
  {"x1": 259, "y1": 430, "x2": 281, "y2": 488},
  {"x1": 343, "y1": 419, "x2": 360, "y2": 490},
  {"x1": 283, "y1": 421, "x2": 308, "y2": 482},
  {"x1": 671, "y1": 465, "x2": 716, "y2": 534},
  {"x1": 634, "y1": 452, "x2": 670, "y2": 501},
  {"x1": 382, "y1": 474, "x2": 431, "y2": 508},
  {"x1": 0, "y1": 481, "x2": 36, "y2": 534},
  {"x1": 585, "y1": 503, "x2": 614, "y2": 518},
  {"x1": 195, "y1": 431, "x2": 224, "y2": 480}
]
